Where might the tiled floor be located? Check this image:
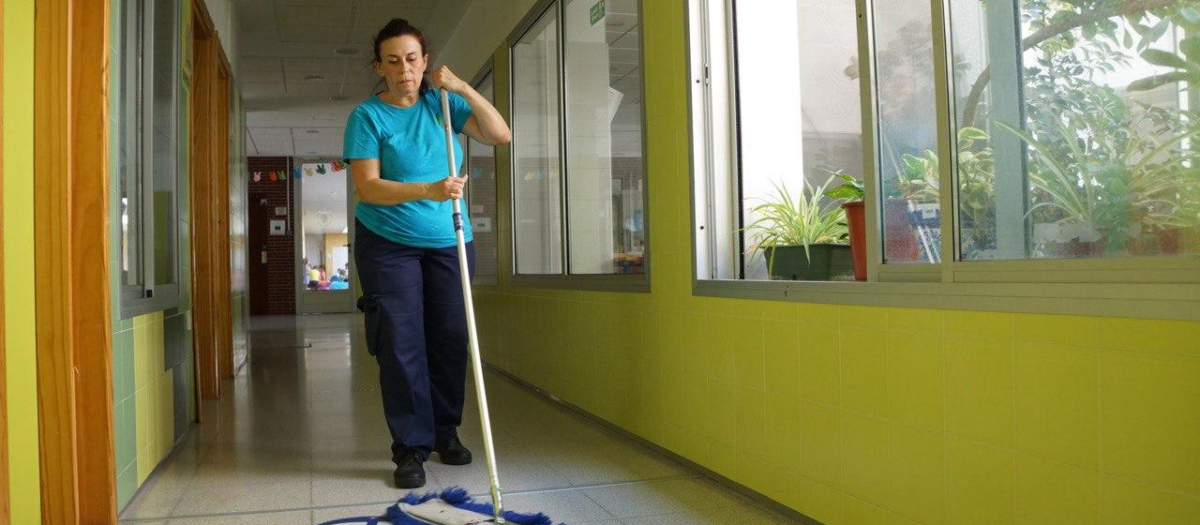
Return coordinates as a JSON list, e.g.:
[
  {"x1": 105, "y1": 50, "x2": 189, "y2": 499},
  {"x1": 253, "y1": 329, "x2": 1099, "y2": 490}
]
[{"x1": 118, "y1": 314, "x2": 803, "y2": 525}]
